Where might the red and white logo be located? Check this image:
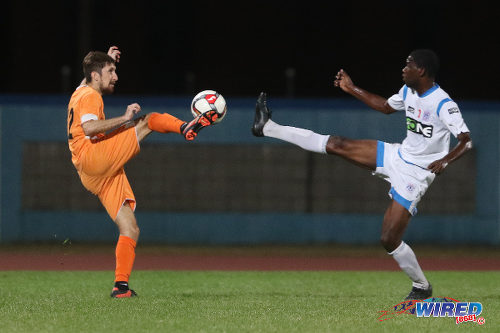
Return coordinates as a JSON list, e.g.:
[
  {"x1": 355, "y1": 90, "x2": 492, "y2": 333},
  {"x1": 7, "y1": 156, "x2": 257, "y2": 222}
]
[{"x1": 205, "y1": 94, "x2": 217, "y2": 103}]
